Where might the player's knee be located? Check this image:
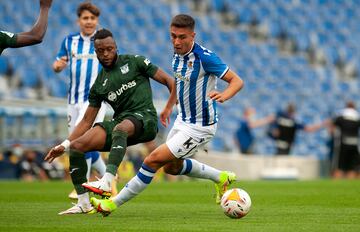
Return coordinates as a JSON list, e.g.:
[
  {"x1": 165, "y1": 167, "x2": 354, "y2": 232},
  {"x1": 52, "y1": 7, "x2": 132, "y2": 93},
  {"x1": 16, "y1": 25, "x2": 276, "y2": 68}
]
[
  {"x1": 70, "y1": 141, "x2": 87, "y2": 152},
  {"x1": 143, "y1": 154, "x2": 162, "y2": 171}
]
